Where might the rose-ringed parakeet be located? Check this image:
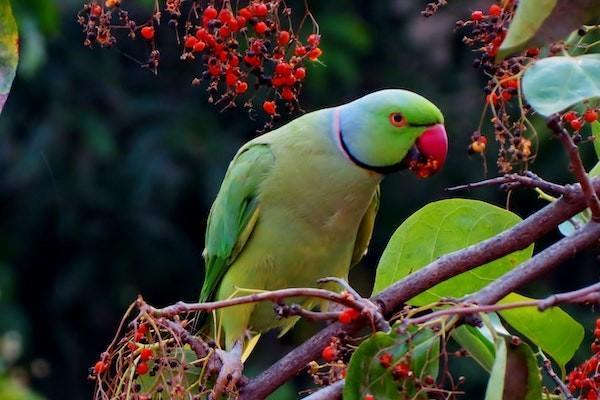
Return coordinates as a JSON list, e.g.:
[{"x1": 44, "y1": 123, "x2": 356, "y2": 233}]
[{"x1": 201, "y1": 89, "x2": 447, "y2": 350}]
